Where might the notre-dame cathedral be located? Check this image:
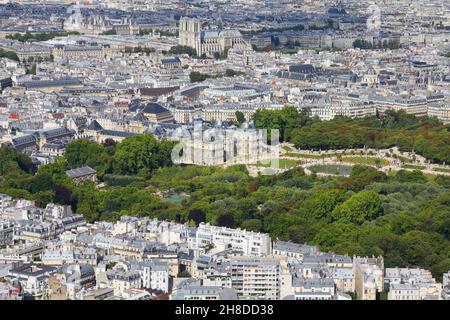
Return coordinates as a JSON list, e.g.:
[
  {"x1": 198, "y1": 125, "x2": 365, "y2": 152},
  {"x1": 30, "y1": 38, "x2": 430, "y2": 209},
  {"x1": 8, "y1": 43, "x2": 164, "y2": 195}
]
[{"x1": 178, "y1": 17, "x2": 249, "y2": 57}]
